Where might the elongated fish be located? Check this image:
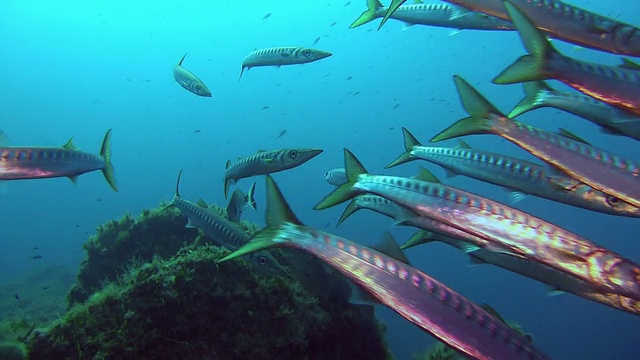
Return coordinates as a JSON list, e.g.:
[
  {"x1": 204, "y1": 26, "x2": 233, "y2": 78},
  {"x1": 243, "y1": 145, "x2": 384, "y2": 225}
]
[
  {"x1": 387, "y1": 127, "x2": 640, "y2": 217},
  {"x1": 218, "y1": 175, "x2": 550, "y2": 360},
  {"x1": 0, "y1": 129, "x2": 117, "y2": 191},
  {"x1": 350, "y1": 0, "x2": 514, "y2": 31},
  {"x1": 324, "y1": 168, "x2": 348, "y2": 186},
  {"x1": 224, "y1": 148, "x2": 322, "y2": 198},
  {"x1": 239, "y1": 47, "x2": 332, "y2": 81},
  {"x1": 316, "y1": 149, "x2": 640, "y2": 302},
  {"x1": 434, "y1": 75, "x2": 640, "y2": 210},
  {"x1": 493, "y1": 1, "x2": 640, "y2": 116},
  {"x1": 170, "y1": 170, "x2": 286, "y2": 275},
  {"x1": 509, "y1": 81, "x2": 640, "y2": 141},
  {"x1": 172, "y1": 54, "x2": 211, "y2": 97},
  {"x1": 435, "y1": 0, "x2": 640, "y2": 56},
  {"x1": 226, "y1": 183, "x2": 257, "y2": 223}
]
